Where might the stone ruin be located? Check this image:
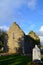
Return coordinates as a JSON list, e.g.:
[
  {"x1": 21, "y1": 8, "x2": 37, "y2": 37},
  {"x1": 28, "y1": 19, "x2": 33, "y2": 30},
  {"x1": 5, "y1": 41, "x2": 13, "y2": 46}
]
[
  {"x1": 4, "y1": 22, "x2": 40, "y2": 55},
  {"x1": 7, "y1": 22, "x2": 25, "y2": 54}
]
